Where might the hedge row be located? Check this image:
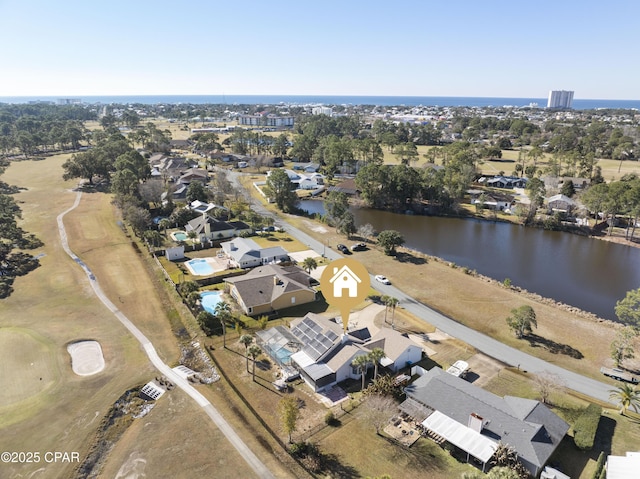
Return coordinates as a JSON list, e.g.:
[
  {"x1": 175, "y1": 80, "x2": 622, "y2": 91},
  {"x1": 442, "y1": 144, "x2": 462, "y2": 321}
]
[{"x1": 574, "y1": 403, "x2": 602, "y2": 450}]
